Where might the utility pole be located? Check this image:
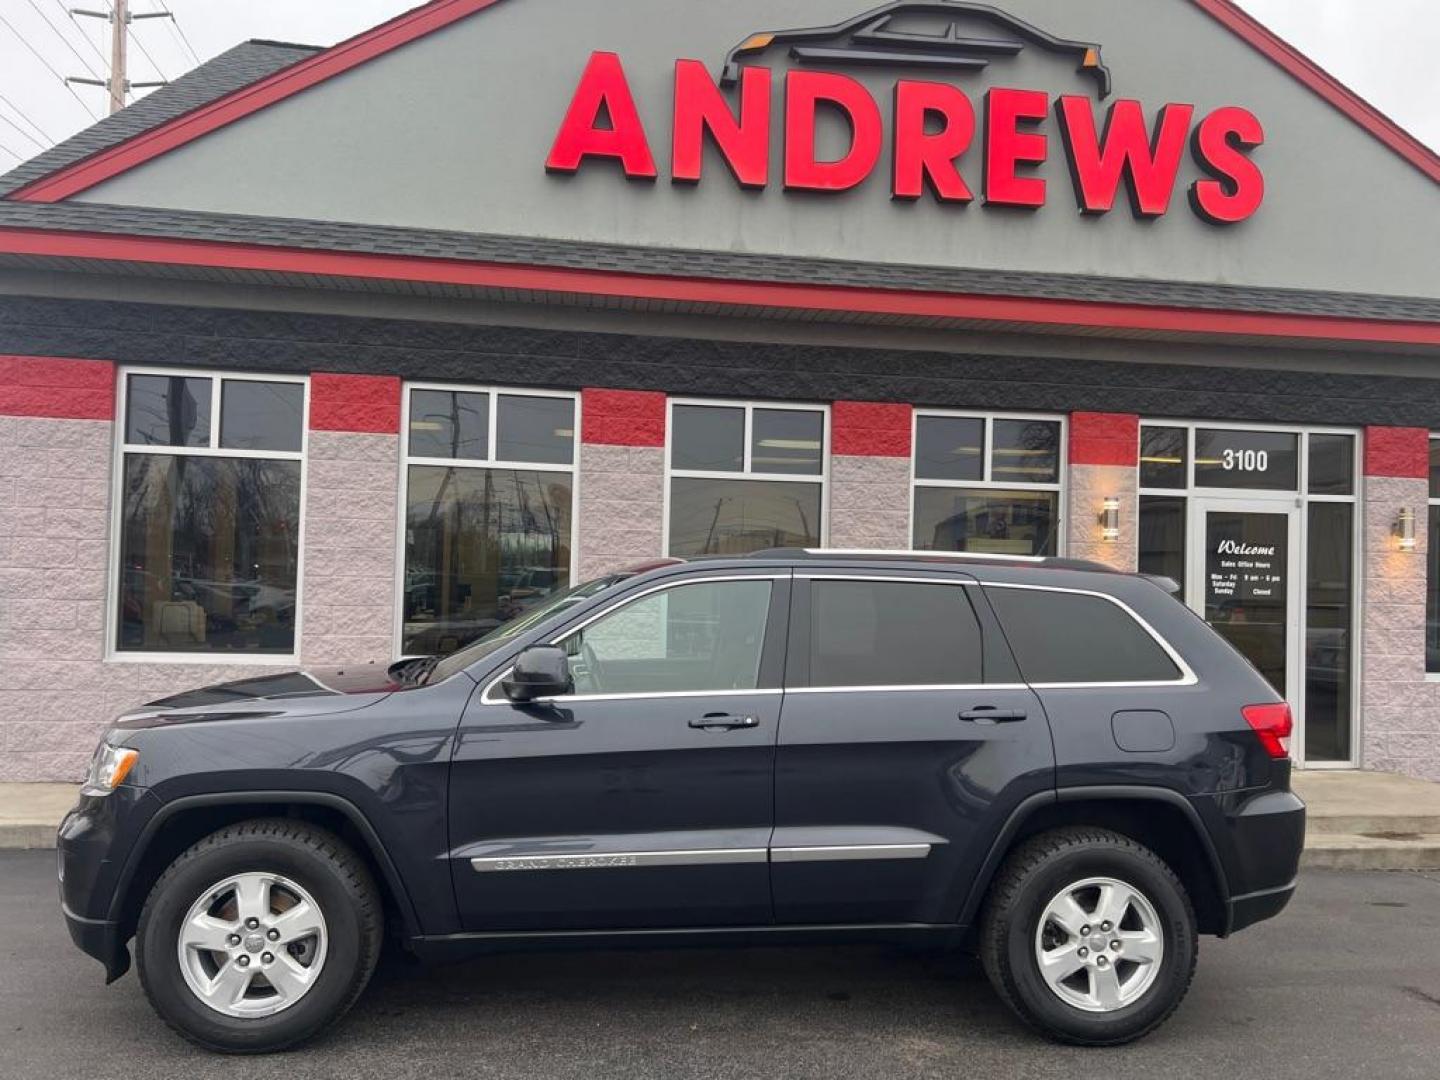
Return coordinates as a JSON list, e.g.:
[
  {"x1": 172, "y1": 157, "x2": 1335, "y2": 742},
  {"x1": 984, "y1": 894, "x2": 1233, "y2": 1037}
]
[{"x1": 68, "y1": 2, "x2": 171, "y2": 115}]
